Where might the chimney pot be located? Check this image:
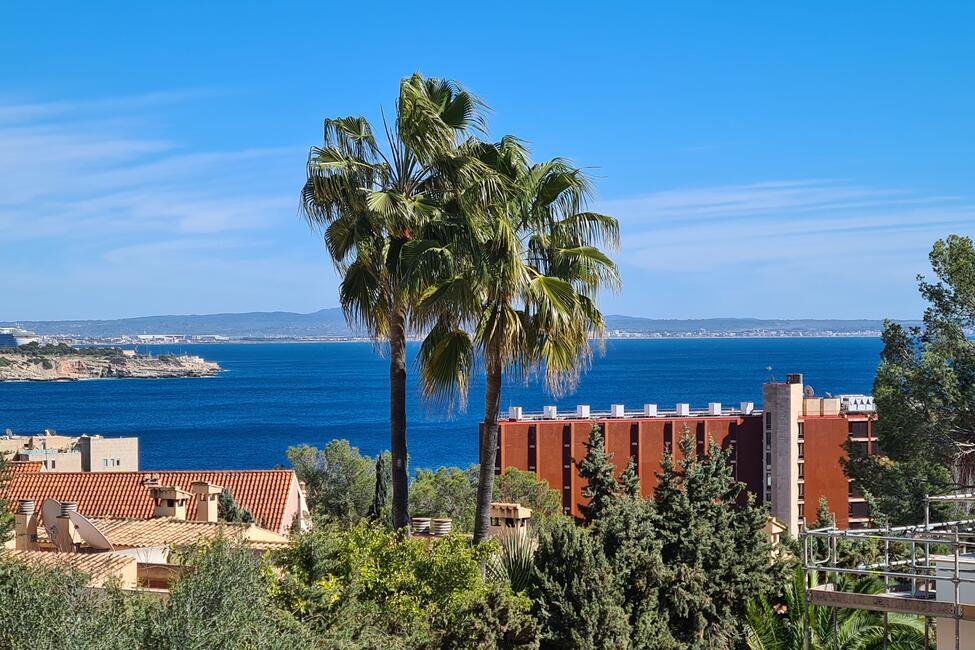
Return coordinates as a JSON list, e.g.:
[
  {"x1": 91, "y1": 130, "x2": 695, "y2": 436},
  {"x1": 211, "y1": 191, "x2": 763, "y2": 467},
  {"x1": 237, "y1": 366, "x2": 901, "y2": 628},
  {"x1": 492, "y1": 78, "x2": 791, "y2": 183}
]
[
  {"x1": 17, "y1": 499, "x2": 35, "y2": 515},
  {"x1": 59, "y1": 501, "x2": 78, "y2": 517}
]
